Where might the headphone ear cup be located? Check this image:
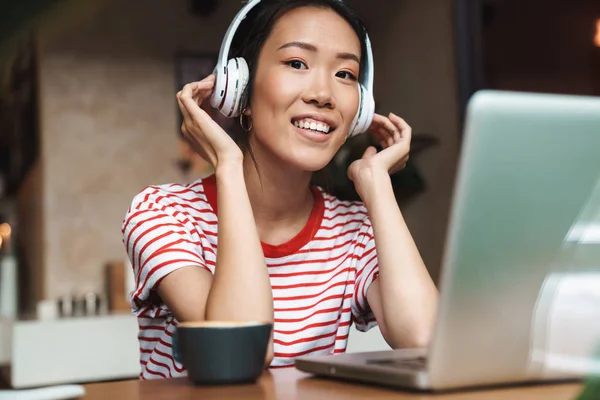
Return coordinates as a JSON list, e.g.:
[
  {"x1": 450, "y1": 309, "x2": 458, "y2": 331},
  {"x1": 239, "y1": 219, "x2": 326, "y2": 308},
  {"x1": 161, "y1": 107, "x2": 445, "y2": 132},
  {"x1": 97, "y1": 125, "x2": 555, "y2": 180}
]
[
  {"x1": 235, "y1": 57, "x2": 249, "y2": 116},
  {"x1": 349, "y1": 84, "x2": 375, "y2": 137},
  {"x1": 218, "y1": 57, "x2": 249, "y2": 118},
  {"x1": 361, "y1": 88, "x2": 375, "y2": 133}
]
